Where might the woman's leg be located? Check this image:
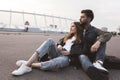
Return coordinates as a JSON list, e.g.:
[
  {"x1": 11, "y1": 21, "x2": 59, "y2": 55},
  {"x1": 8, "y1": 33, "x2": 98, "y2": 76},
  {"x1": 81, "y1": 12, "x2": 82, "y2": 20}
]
[
  {"x1": 12, "y1": 52, "x2": 39, "y2": 76},
  {"x1": 26, "y1": 52, "x2": 38, "y2": 66},
  {"x1": 31, "y1": 63, "x2": 41, "y2": 68},
  {"x1": 12, "y1": 38, "x2": 60, "y2": 75},
  {"x1": 27, "y1": 56, "x2": 69, "y2": 70},
  {"x1": 17, "y1": 38, "x2": 60, "y2": 67},
  {"x1": 39, "y1": 56, "x2": 69, "y2": 71},
  {"x1": 27, "y1": 38, "x2": 60, "y2": 66},
  {"x1": 36, "y1": 38, "x2": 60, "y2": 59}
]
